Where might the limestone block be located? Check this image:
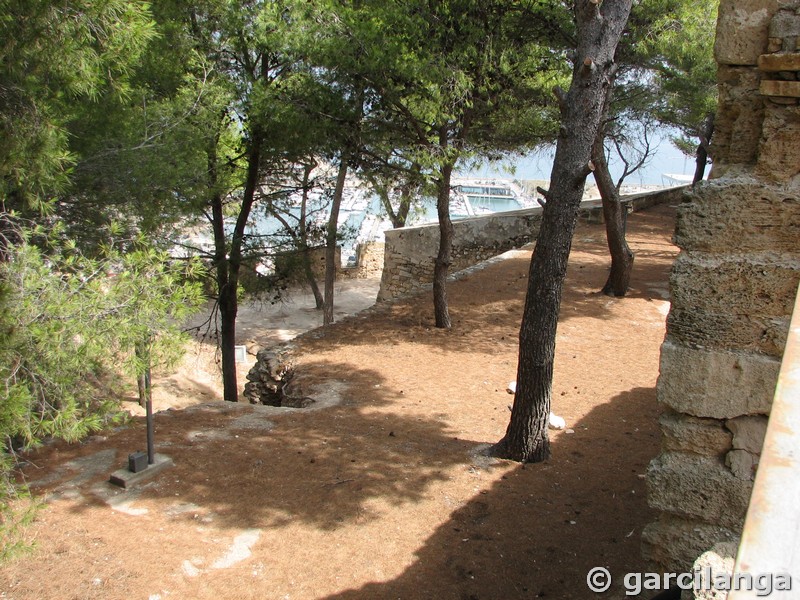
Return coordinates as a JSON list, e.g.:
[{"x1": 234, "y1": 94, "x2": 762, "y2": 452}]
[
  {"x1": 711, "y1": 67, "x2": 765, "y2": 165},
  {"x1": 646, "y1": 452, "x2": 753, "y2": 530},
  {"x1": 674, "y1": 178, "x2": 800, "y2": 254},
  {"x1": 688, "y1": 541, "x2": 741, "y2": 600},
  {"x1": 658, "y1": 340, "x2": 779, "y2": 418},
  {"x1": 660, "y1": 411, "x2": 733, "y2": 457},
  {"x1": 756, "y1": 104, "x2": 800, "y2": 182},
  {"x1": 641, "y1": 515, "x2": 741, "y2": 574},
  {"x1": 670, "y1": 252, "x2": 800, "y2": 318},
  {"x1": 715, "y1": 0, "x2": 782, "y2": 65},
  {"x1": 760, "y1": 79, "x2": 800, "y2": 97},
  {"x1": 726, "y1": 414, "x2": 769, "y2": 453},
  {"x1": 726, "y1": 449, "x2": 760, "y2": 480},
  {"x1": 769, "y1": 5, "x2": 800, "y2": 46},
  {"x1": 758, "y1": 52, "x2": 800, "y2": 71},
  {"x1": 667, "y1": 309, "x2": 789, "y2": 357}
]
